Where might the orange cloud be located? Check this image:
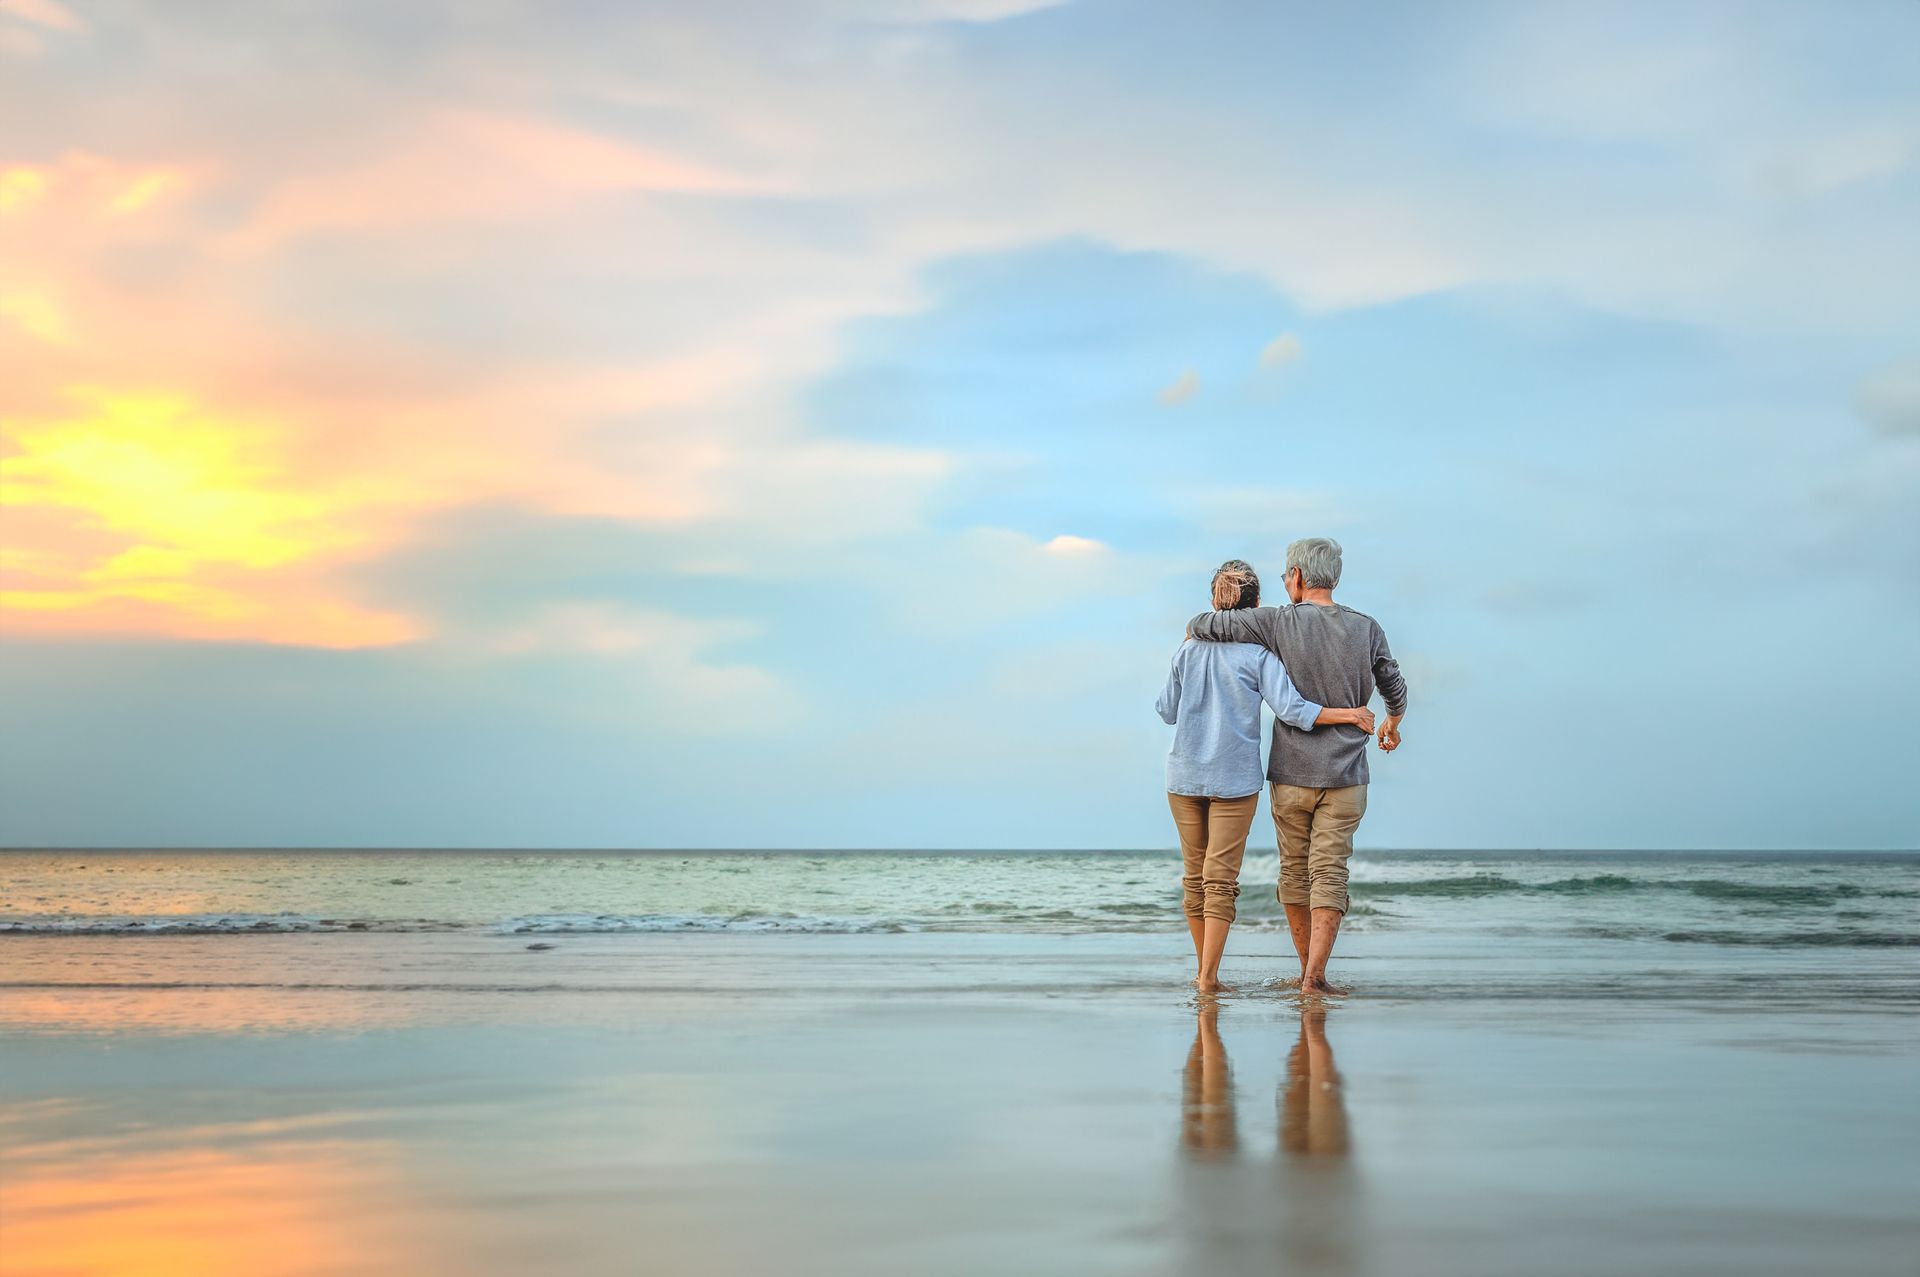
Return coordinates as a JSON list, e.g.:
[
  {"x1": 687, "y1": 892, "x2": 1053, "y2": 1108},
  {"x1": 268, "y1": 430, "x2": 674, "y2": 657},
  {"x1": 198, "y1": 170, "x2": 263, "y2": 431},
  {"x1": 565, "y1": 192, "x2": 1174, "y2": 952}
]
[
  {"x1": 0, "y1": 152, "x2": 188, "y2": 220},
  {"x1": 0, "y1": 153, "x2": 191, "y2": 356},
  {"x1": 229, "y1": 109, "x2": 767, "y2": 250},
  {"x1": 0, "y1": 137, "x2": 750, "y2": 647},
  {"x1": 0, "y1": 121, "x2": 948, "y2": 648},
  {"x1": 0, "y1": 0, "x2": 83, "y2": 33},
  {"x1": 0, "y1": 290, "x2": 72, "y2": 345}
]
